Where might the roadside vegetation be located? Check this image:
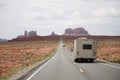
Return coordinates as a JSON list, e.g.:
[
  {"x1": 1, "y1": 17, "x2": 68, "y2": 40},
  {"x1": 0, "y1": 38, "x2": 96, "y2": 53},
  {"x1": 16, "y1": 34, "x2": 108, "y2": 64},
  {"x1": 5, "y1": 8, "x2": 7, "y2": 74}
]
[
  {"x1": 64, "y1": 39, "x2": 120, "y2": 63},
  {"x1": 97, "y1": 39, "x2": 120, "y2": 63},
  {"x1": 0, "y1": 41, "x2": 58, "y2": 80}
]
